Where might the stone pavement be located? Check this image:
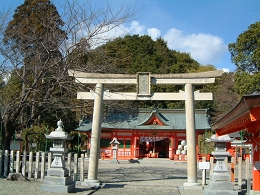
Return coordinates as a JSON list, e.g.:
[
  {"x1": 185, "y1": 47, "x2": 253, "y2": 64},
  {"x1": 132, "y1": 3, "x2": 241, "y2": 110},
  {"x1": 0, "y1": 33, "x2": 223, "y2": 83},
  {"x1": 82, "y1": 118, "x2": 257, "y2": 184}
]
[
  {"x1": 81, "y1": 158, "x2": 246, "y2": 195},
  {"x1": 0, "y1": 158, "x2": 247, "y2": 195}
]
